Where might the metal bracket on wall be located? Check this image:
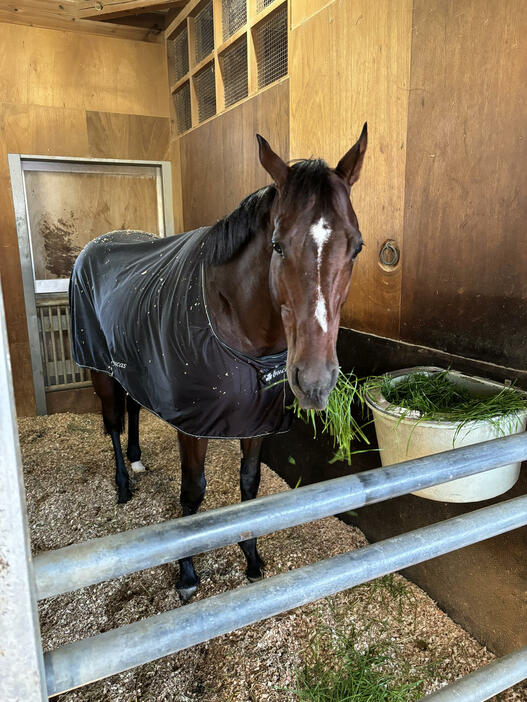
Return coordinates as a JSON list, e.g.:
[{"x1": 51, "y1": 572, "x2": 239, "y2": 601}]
[{"x1": 379, "y1": 239, "x2": 400, "y2": 268}]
